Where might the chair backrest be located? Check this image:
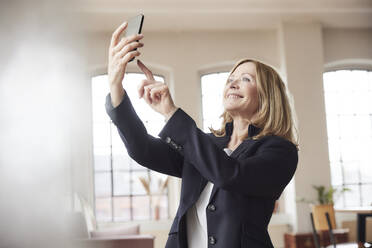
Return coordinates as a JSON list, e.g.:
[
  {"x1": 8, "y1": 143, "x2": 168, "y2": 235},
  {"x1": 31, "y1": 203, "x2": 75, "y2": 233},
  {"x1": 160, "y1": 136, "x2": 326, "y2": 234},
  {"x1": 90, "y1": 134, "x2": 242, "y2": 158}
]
[
  {"x1": 310, "y1": 212, "x2": 322, "y2": 248},
  {"x1": 311, "y1": 204, "x2": 337, "y2": 231},
  {"x1": 325, "y1": 212, "x2": 337, "y2": 248},
  {"x1": 310, "y1": 211, "x2": 338, "y2": 248}
]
